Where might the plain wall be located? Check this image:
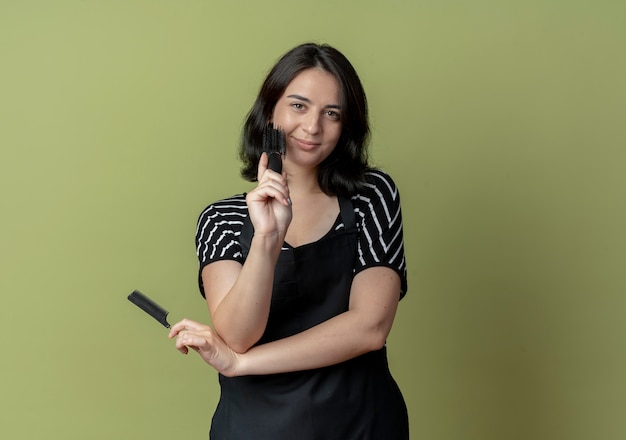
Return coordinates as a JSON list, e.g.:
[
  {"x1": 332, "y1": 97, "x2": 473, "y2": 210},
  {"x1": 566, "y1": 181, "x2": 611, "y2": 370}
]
[{"x1": 1, "y1": 1, "x2": 625, "y2": 438}]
